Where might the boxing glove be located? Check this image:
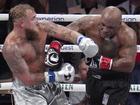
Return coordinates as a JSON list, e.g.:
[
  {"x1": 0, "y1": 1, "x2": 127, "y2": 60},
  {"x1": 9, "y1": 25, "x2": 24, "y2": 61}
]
[
  {"x1": 77, "y1": 35, "x2": 99, "y2": 58},
  {"x1": 44, "y1": 63, "x2": 75, "y2": 83},
  {"x1": 86, "y1": 55, "x2": 113, "y2": 70},
  {"x1": 45, "y1": 40, "x2": 63, "y2": 70}
]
